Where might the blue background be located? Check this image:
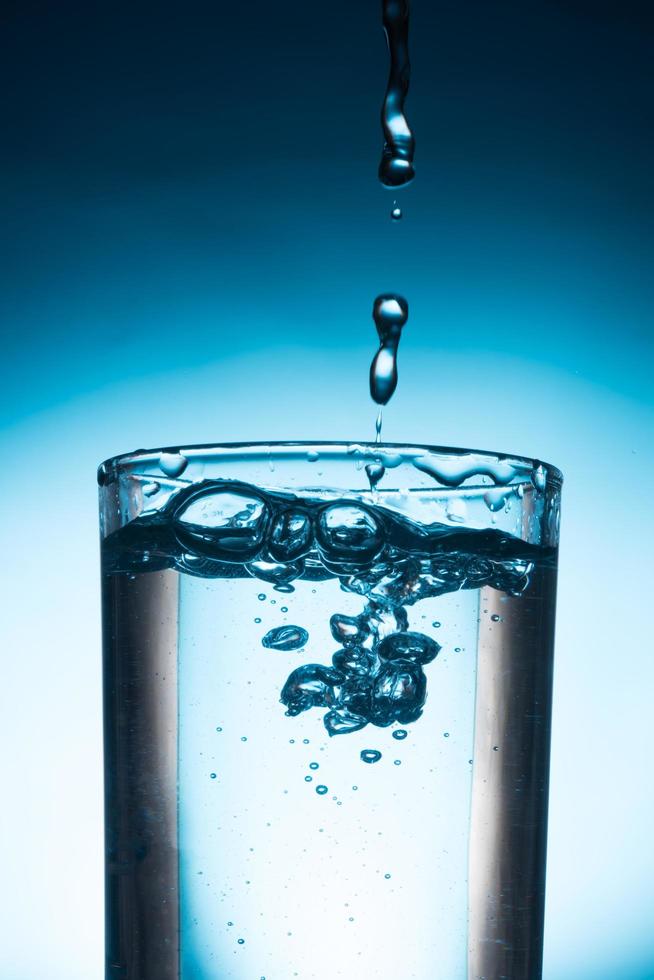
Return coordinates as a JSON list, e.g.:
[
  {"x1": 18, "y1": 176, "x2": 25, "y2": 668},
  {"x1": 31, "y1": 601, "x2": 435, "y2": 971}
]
[{"x1": 1, "y1": 2, "x2": 652, "y2": 978}]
